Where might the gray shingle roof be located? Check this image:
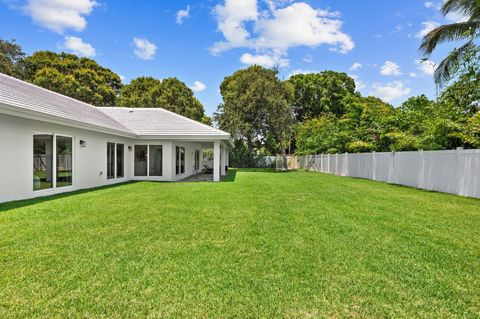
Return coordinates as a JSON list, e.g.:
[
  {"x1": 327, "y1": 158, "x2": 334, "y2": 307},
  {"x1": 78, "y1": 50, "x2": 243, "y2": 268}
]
[
  {"x1": 0, "y1": 73, "x2": 230, "y2": 139},
  {"x1": 98, "y1": 107, "x2": 230, "y2": 138},
  {"x1": 0, "y1": 73, "x2": 133, "y2": 134}
]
